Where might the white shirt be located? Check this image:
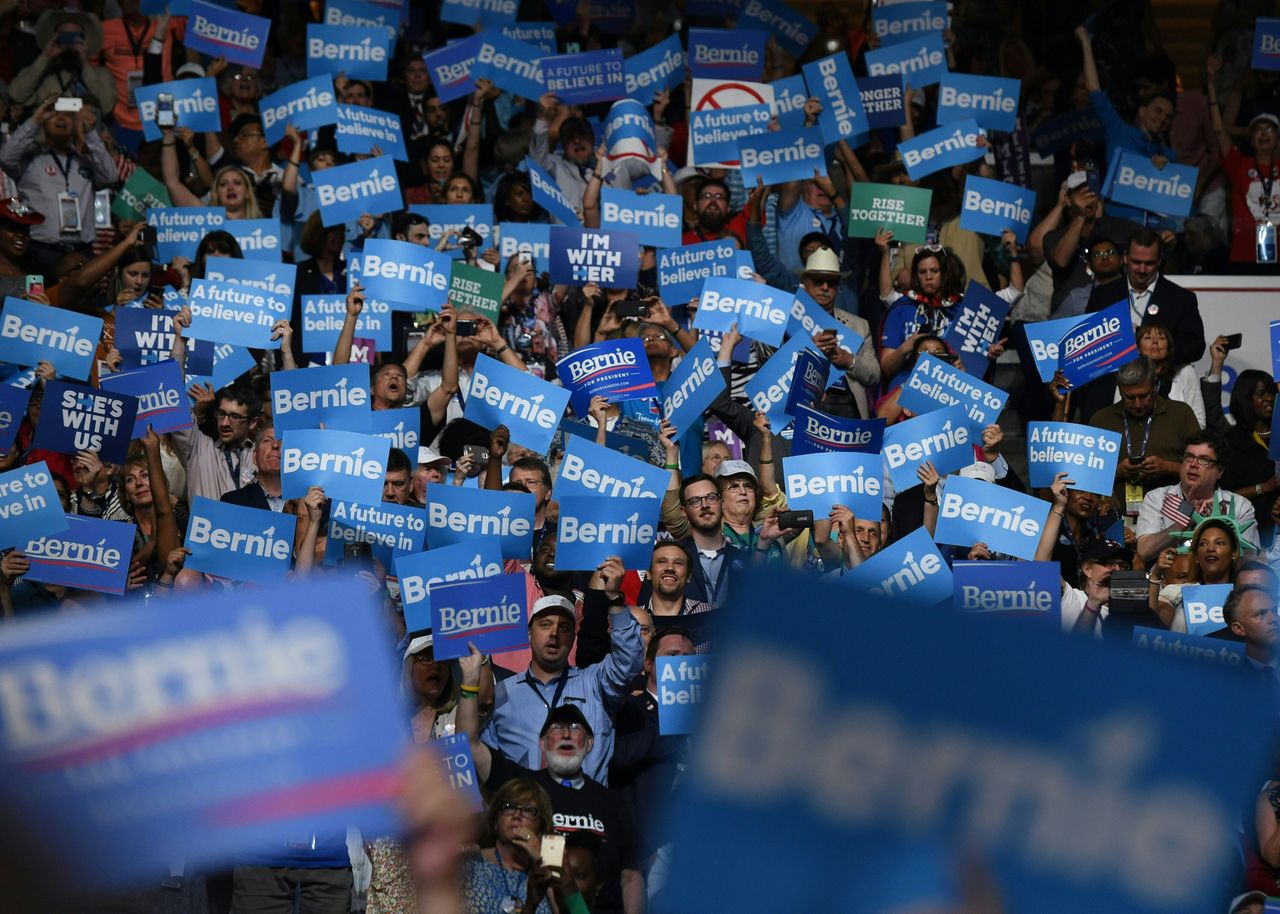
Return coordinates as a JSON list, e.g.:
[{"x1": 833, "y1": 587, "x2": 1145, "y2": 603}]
[{"x1": 1127, "y1": 275, "x2": 1159, "y2": 326}]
